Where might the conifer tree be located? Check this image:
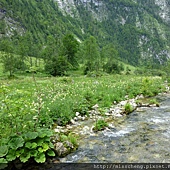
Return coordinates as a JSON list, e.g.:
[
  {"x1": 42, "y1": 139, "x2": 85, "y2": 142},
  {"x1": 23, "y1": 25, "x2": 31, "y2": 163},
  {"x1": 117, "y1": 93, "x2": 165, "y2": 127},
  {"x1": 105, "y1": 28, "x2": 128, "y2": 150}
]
[{"x1": 84, "y1": 36, "x2": 100, "y2": 73}]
